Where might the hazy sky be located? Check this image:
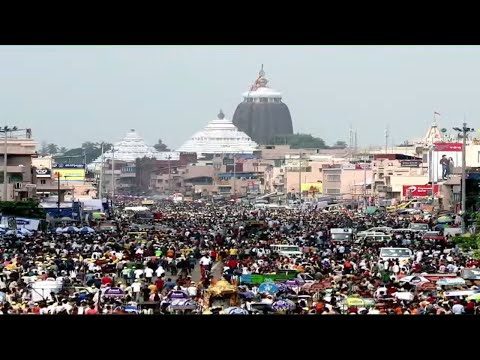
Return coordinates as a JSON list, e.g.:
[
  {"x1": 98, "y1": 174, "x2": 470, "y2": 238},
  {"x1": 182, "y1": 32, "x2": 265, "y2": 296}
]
[{"x1": 0, "y1": 45, "x2": 479, "y2": 150}]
